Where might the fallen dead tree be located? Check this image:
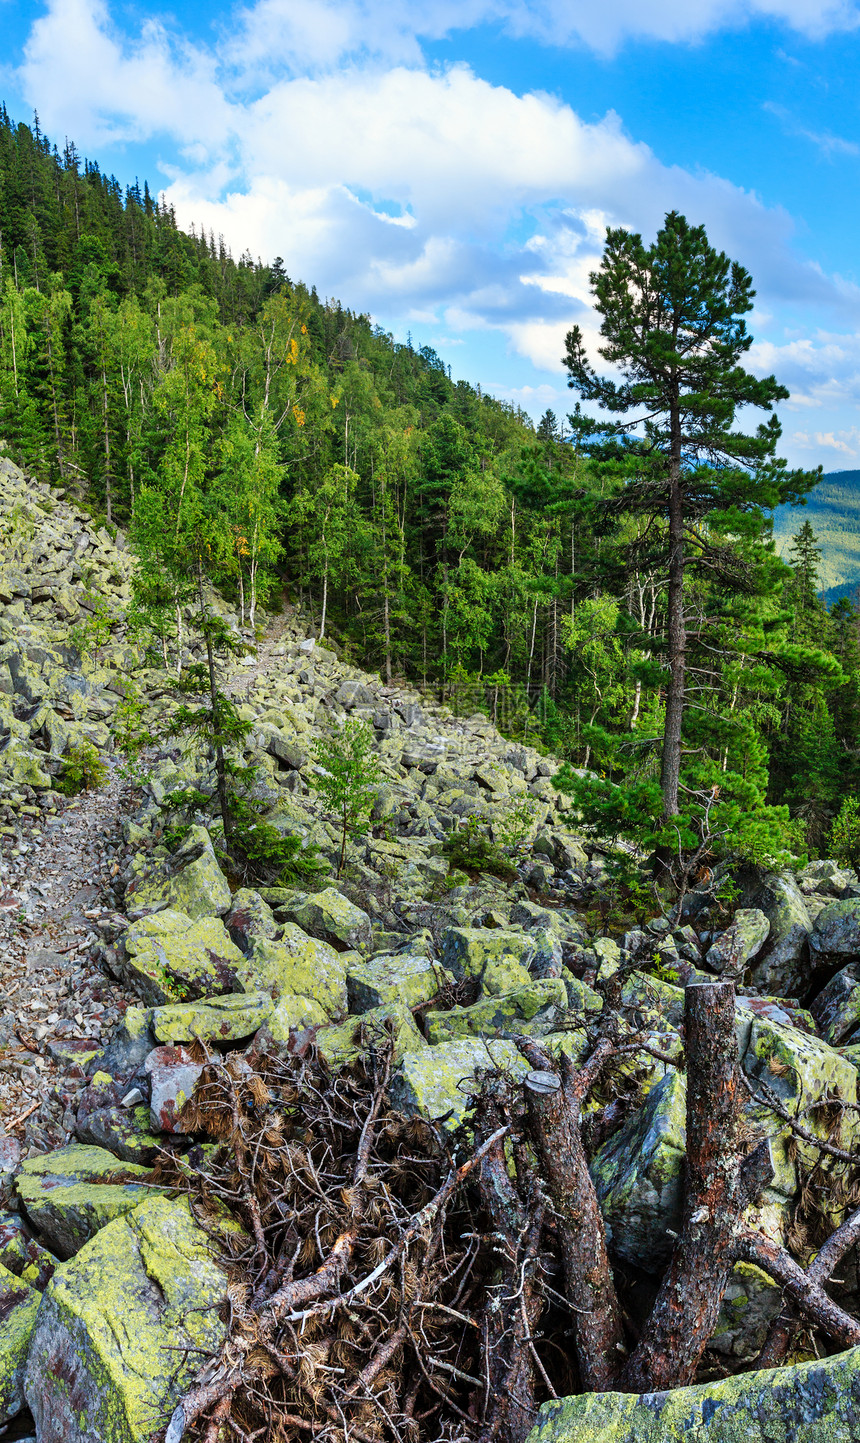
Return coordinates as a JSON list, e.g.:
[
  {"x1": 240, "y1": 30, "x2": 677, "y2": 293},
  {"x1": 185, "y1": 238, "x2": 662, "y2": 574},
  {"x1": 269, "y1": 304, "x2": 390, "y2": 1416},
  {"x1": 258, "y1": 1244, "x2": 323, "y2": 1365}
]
[{"x1": 159, "y1": 983, "x2": 860, "y2": 1443}]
